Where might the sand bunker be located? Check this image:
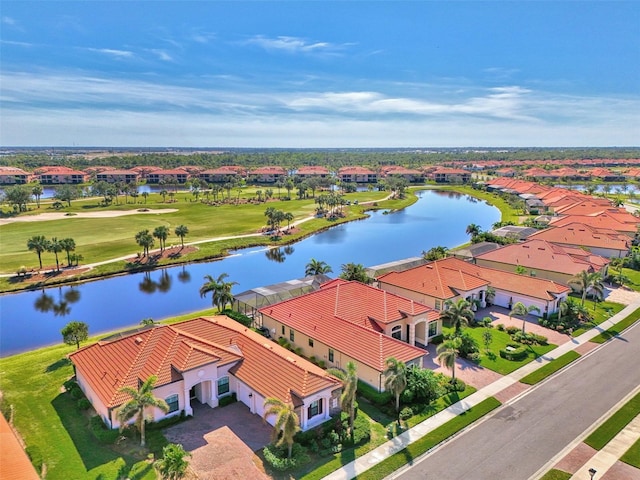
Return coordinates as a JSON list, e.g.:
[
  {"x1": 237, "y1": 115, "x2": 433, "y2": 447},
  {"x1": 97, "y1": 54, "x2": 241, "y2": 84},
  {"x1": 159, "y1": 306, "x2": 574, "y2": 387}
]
[{"x1": 0, "y1": 209, "x2": 179, "y2": 226}]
